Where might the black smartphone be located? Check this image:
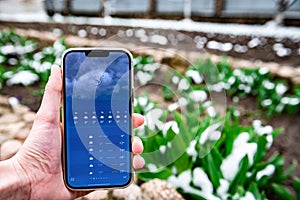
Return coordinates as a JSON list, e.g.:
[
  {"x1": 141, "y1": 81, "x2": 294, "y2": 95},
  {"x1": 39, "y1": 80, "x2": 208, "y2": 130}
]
[{"x1": 62, "y1": 48, "x2": 133, "y2": 190}]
